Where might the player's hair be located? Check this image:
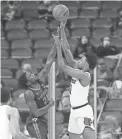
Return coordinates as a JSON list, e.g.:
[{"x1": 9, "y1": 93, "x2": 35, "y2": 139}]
[
  {"x1": 18, "y1": 72, "x2": 28, "y2": 89},
  {"x1": 85, "y1": 52, "x2": 98, "y2": 70},
  {"x1": 1, "y1": 88, "x2": 11, "y2": 103}
]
